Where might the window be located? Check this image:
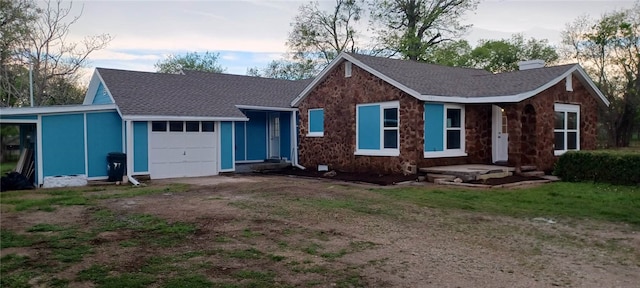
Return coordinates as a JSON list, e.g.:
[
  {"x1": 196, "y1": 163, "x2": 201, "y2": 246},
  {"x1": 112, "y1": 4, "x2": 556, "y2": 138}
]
[
  {"x1": 169, "y1": 121, "x2": 183, "y2": 132},
  {"x1": 152, "y1": 121, "x2": 167, "y2": 132},
  {"x1": 308, "y1": 108, "x2": 324, "y2": 137},
  {"x1": 424, "y1": 103, "x2": 466, "y2": 158},
  {"x1": 345, "y1": 62, "x2": 352, "y2": 78},
  {"x1": 202, "y1": 121, "x2": 215, "y2": 132},
  {"x1": 554, "y1": 103, "x2": 580, "y2": 155},
  {"x1": 186, "y1": 121, "x2": 200, "y2": 132},
  {"x1": 355, "y1": 101, "x2": 400, "y2": 156}
]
